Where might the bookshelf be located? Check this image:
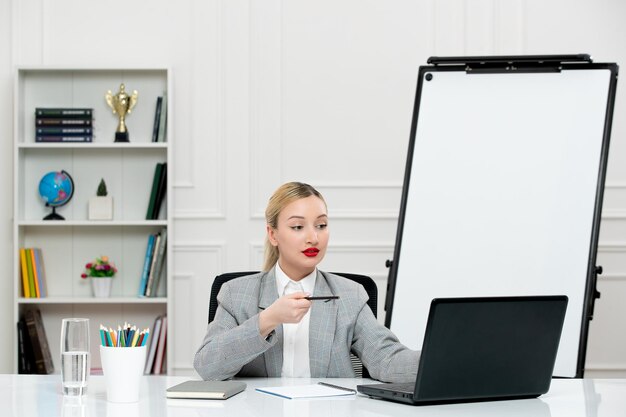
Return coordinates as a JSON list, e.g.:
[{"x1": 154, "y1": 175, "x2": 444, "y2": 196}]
[{"x1": 12, "y1": 67, "x2": 172, "y2": 374}]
